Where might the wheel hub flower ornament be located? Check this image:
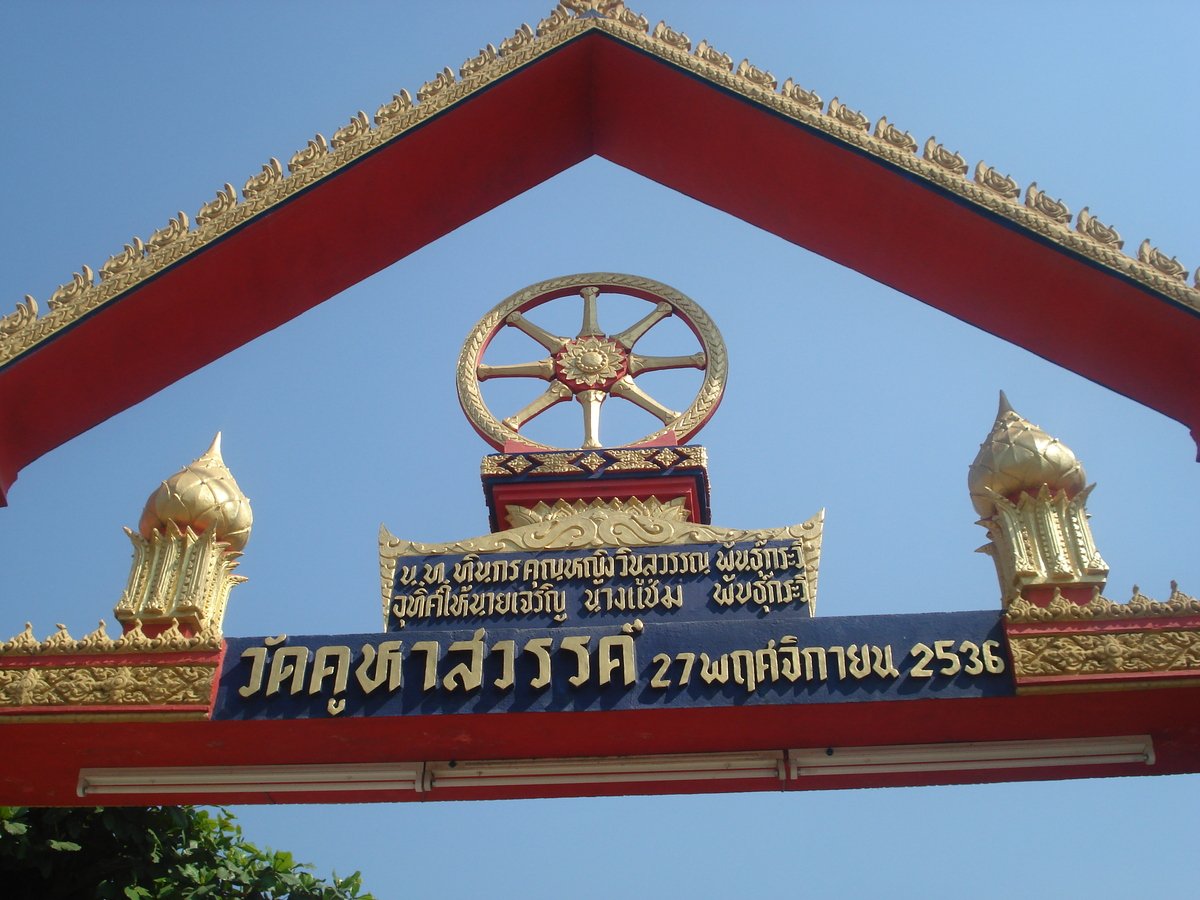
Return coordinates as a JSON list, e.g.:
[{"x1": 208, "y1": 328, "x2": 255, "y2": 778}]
[{"x1": 458, "y1": 273, "x2": 727, "y2": 450}]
